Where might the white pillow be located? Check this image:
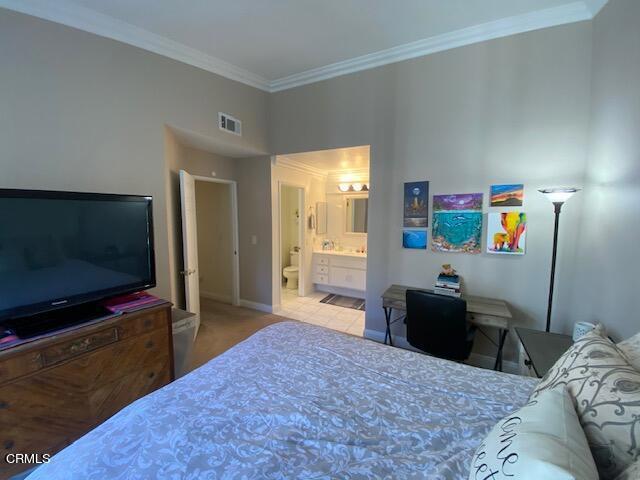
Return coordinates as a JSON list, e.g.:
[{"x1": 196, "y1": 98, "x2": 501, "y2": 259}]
[
  {"x1": 618, "y1": 332, "x2": 640, "y2": 371},
  {"x1": 468, "y1": 387, "x2": 598, "y2": 480}
]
